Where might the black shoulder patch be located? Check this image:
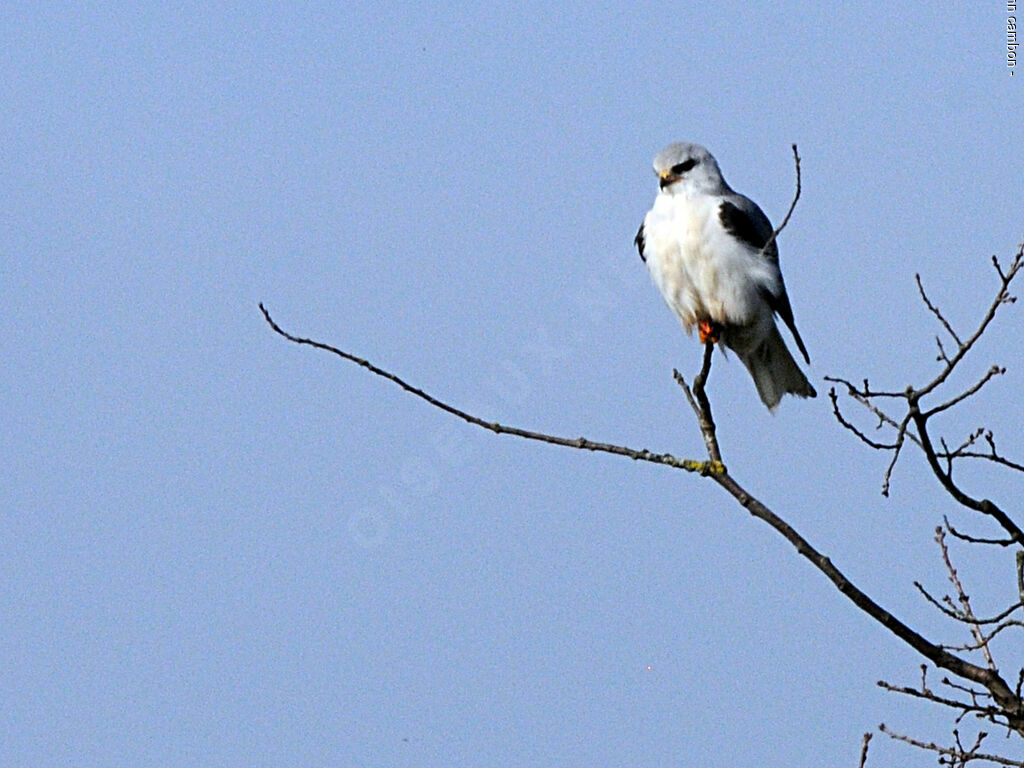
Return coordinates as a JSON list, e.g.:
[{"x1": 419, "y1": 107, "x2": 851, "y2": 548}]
[
  {"x1": 718, "y1": 201, "x2": 770, "y2": 252},
  {"x1": 634, "y1": 223, "x2": 646, "y2": 263}
]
